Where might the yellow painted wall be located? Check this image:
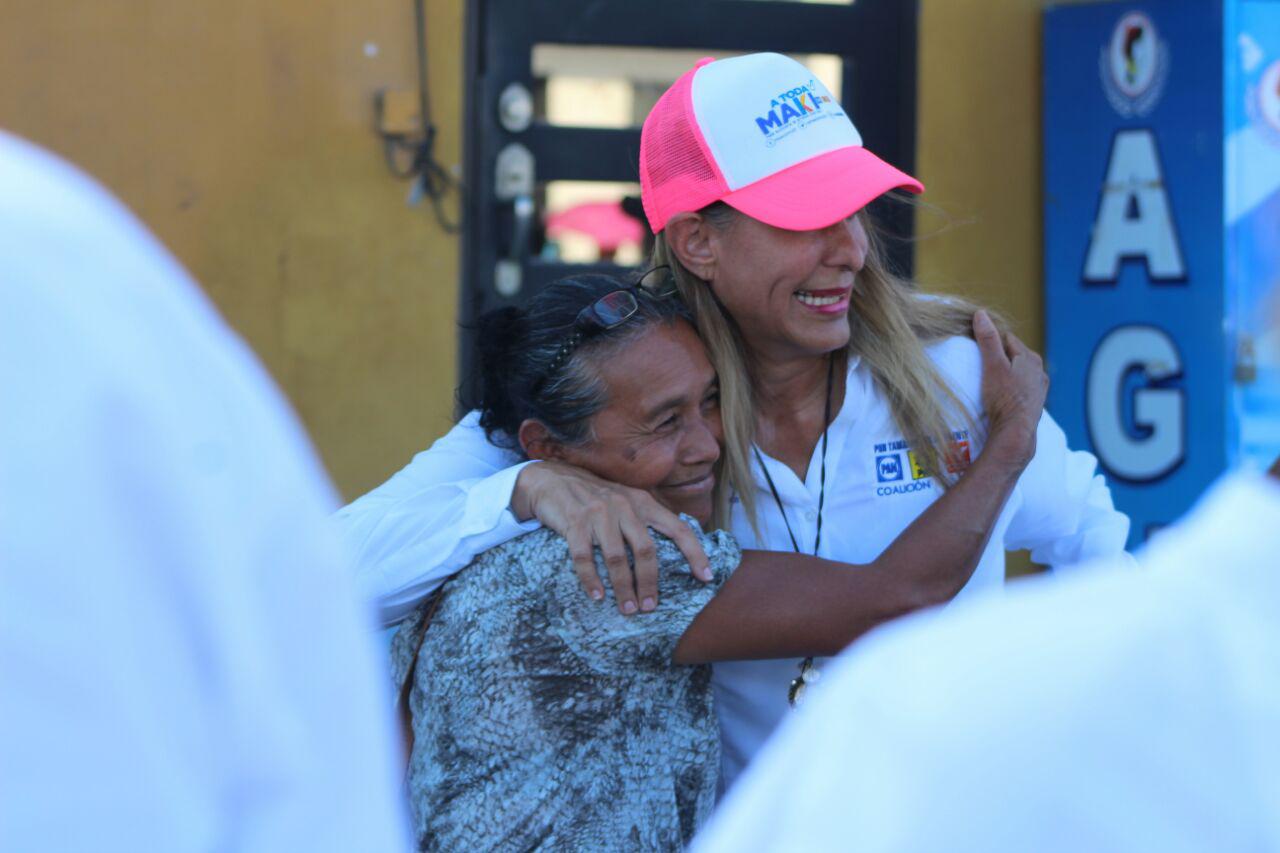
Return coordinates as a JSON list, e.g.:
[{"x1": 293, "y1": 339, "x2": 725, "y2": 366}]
[
  {"x1": 916, "y1": 0, "x2": 1043, "y2": 352},
  {"x1": 916, "y1": 0, "x2": 1044, "y2": 575},
  {"x1": 2, "y1": 0, "x2": 1047, "y2": 510},
  {"x1": 0, "y1": 0, "x2": 467, "y2": 499}
]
